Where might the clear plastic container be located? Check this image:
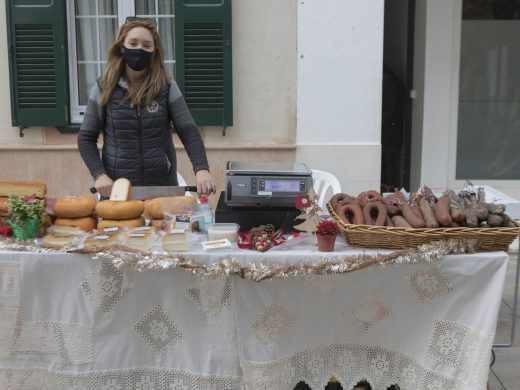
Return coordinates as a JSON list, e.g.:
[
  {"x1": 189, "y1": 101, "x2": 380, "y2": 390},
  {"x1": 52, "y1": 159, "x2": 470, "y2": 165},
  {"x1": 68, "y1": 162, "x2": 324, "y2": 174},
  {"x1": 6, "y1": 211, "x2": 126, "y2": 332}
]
[{"x1": 207, "y1": 223, "x2": 240, "y2": 242}]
